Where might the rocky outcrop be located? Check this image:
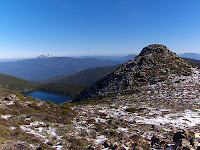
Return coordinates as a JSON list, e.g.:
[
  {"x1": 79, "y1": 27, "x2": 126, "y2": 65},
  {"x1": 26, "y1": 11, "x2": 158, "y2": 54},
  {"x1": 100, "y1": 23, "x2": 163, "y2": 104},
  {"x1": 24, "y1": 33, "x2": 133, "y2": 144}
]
[
  {"x1": 4, "y1": 94, "x2": 19, "y2": 101},
  {"x1": 87, "y1": 131, "x2": 199, "y2": 150},
  {"x1": 73, "y1": 44, "x2": 194, "y2": 102},
  {"x1": 0, "y1": 141, "x2": 31, "y2": 150}
]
